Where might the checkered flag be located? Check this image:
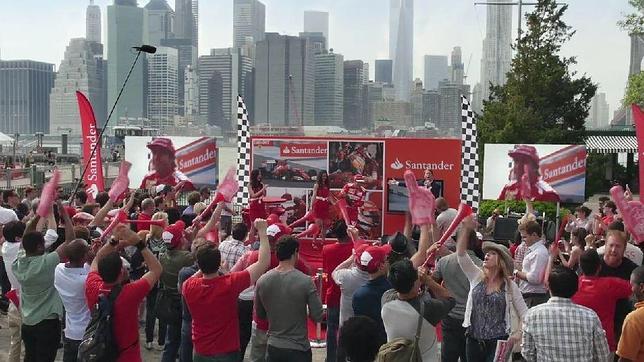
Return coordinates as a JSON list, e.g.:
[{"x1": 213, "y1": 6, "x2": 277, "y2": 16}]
[
  {"x1": 460, "y1": 95, "x2": 480, "y2": 212},
  {"x1": 236, "y1": 95, "x2": 251, "y2": 206}
]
